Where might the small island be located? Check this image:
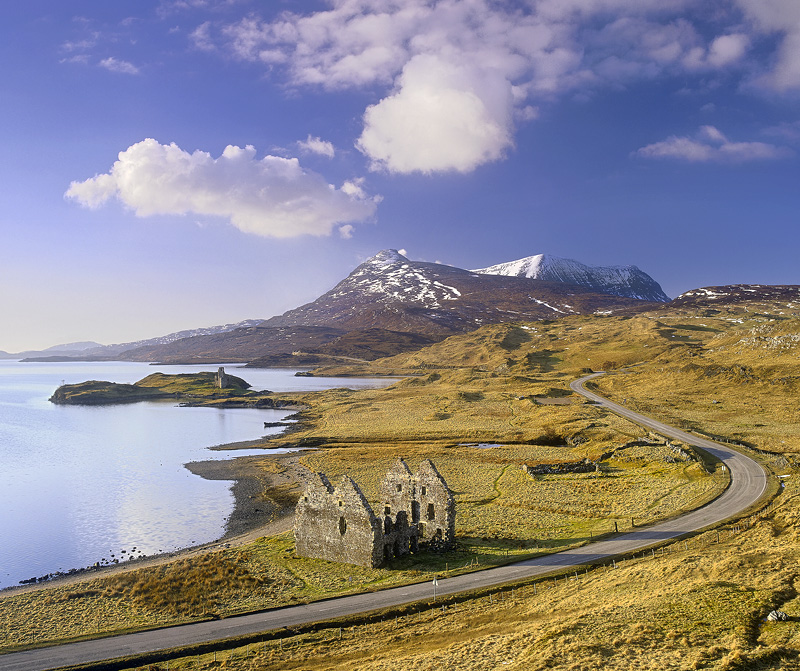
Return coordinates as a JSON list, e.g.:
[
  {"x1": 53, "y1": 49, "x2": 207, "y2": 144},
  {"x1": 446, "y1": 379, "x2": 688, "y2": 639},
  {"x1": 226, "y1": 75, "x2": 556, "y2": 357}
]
[{"x1": 50, "y1": 367, "x2": 255, "y2": 406}]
